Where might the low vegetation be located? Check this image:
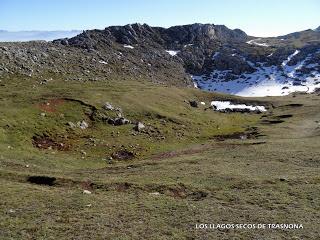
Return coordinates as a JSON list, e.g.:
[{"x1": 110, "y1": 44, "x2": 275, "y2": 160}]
[{"x1": 1, "y1": 74, "x2": 320, "y2": 239}]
